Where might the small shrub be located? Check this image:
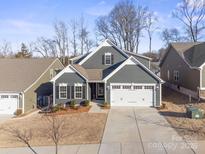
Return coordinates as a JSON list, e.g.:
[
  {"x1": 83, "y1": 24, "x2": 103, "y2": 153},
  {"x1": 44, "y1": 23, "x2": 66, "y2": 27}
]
[
  {"x1": 70, "y1": 100, "x2": 77, "y2": 109},
  {"x1": 52, "y1": 104, "x2": 66, "y2": 112},
  {"x1": 15, "y1": 109, "x2": 22, "y2": 115},
  {"x1": 82, "y1": 100, "x2": 90, "y2": 107},
  {"x1": 102, "y1": 102, "x2": 110, "y2": 108}
]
